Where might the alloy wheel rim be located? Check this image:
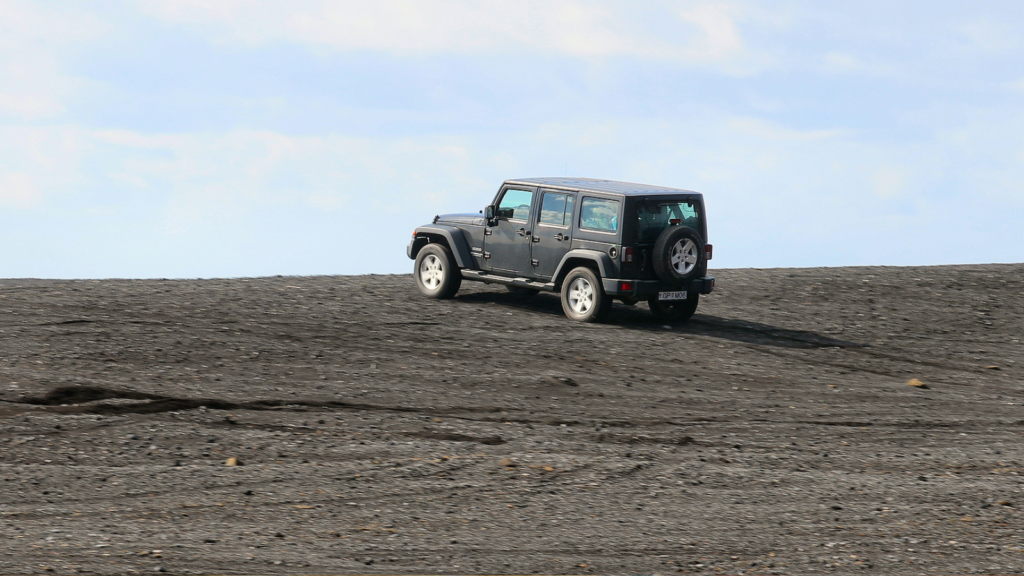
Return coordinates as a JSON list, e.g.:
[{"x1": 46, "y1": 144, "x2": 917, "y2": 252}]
[
  {"x1": 670, "y1": 239, "x2": 699, "y2": 274},
  {"x1": 568, "y1": 277, "x2": 594, "y2": 314},
  {"x1": 419, "y1": 254, "x2": 443, "y2": 289}
]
